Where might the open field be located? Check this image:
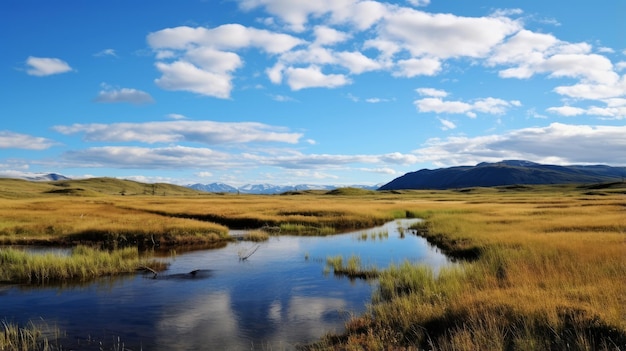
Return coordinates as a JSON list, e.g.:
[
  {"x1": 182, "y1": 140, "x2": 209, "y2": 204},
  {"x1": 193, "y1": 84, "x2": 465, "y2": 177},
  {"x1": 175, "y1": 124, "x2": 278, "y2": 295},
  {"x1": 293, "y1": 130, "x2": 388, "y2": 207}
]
[{"x1": 0, "y1": 178, "x2": 625, "y2": 349}]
